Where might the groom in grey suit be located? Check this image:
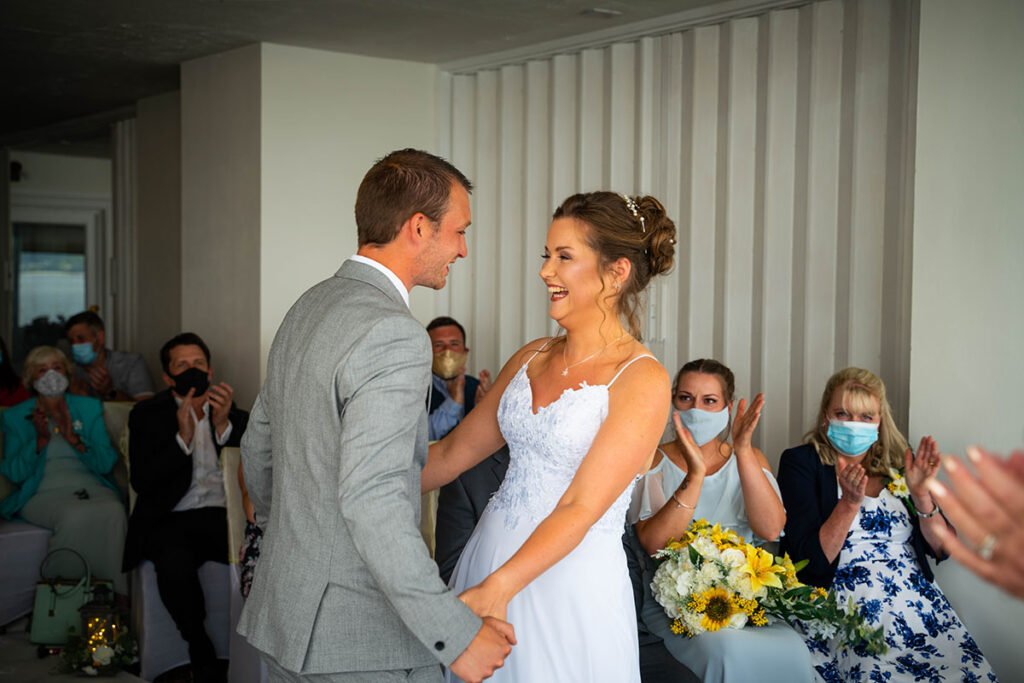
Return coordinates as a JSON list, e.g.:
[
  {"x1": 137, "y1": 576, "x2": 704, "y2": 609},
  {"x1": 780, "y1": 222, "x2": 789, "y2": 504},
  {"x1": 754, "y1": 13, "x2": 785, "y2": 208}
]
[{"x1": 238, "y1": 149, "x2": 514, "y2": 682}]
